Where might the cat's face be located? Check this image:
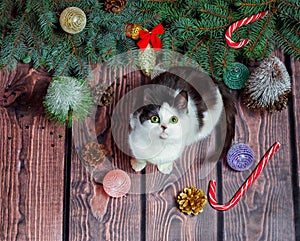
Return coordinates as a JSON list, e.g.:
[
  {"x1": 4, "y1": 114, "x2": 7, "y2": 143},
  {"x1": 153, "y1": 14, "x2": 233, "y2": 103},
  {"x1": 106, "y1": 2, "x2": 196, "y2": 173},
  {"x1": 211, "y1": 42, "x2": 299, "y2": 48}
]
[
  {"x1": 139, "y1": 103, "x2": 184, "y2": 142},
  {"x1": 130, "y1": 91, "x2": 189, "y2": 145}
]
